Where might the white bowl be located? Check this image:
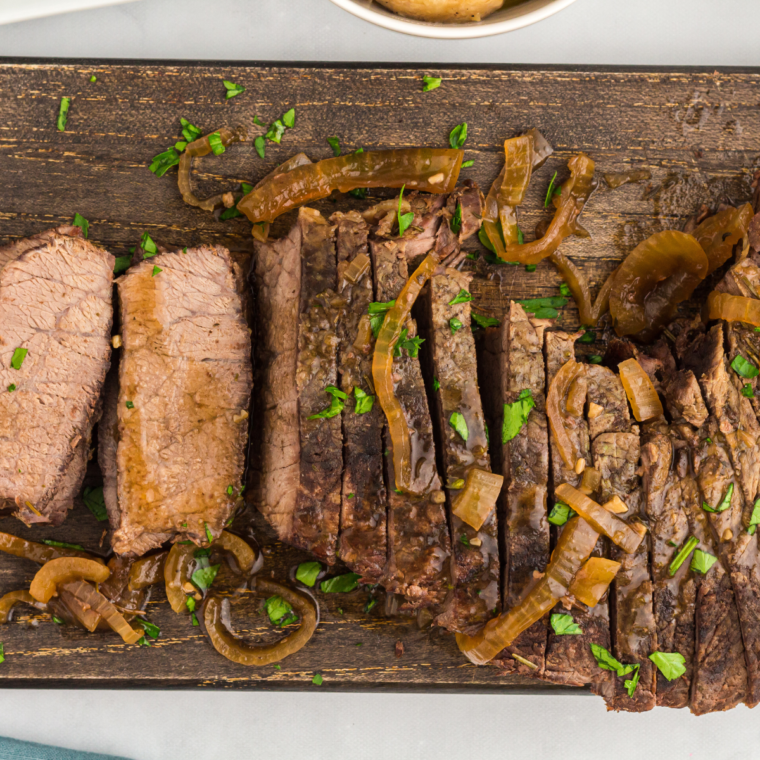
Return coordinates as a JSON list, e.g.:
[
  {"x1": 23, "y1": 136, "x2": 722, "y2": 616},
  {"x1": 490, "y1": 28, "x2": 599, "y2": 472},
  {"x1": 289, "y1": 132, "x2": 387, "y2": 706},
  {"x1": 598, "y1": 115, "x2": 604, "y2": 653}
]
[{"x1": 329, "y1": 0, "x2": 578, "y2": 39}]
